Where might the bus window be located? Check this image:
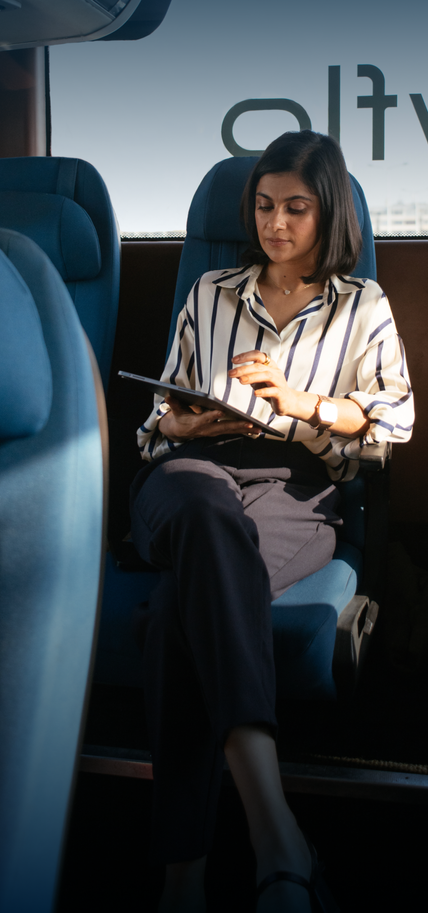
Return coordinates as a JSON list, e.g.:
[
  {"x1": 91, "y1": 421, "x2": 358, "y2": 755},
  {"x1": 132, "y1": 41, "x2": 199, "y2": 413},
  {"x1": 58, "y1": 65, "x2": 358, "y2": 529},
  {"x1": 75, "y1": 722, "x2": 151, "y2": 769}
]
[{"x1": 48, "y1": 0, "x2": 428, "y2": 238}]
